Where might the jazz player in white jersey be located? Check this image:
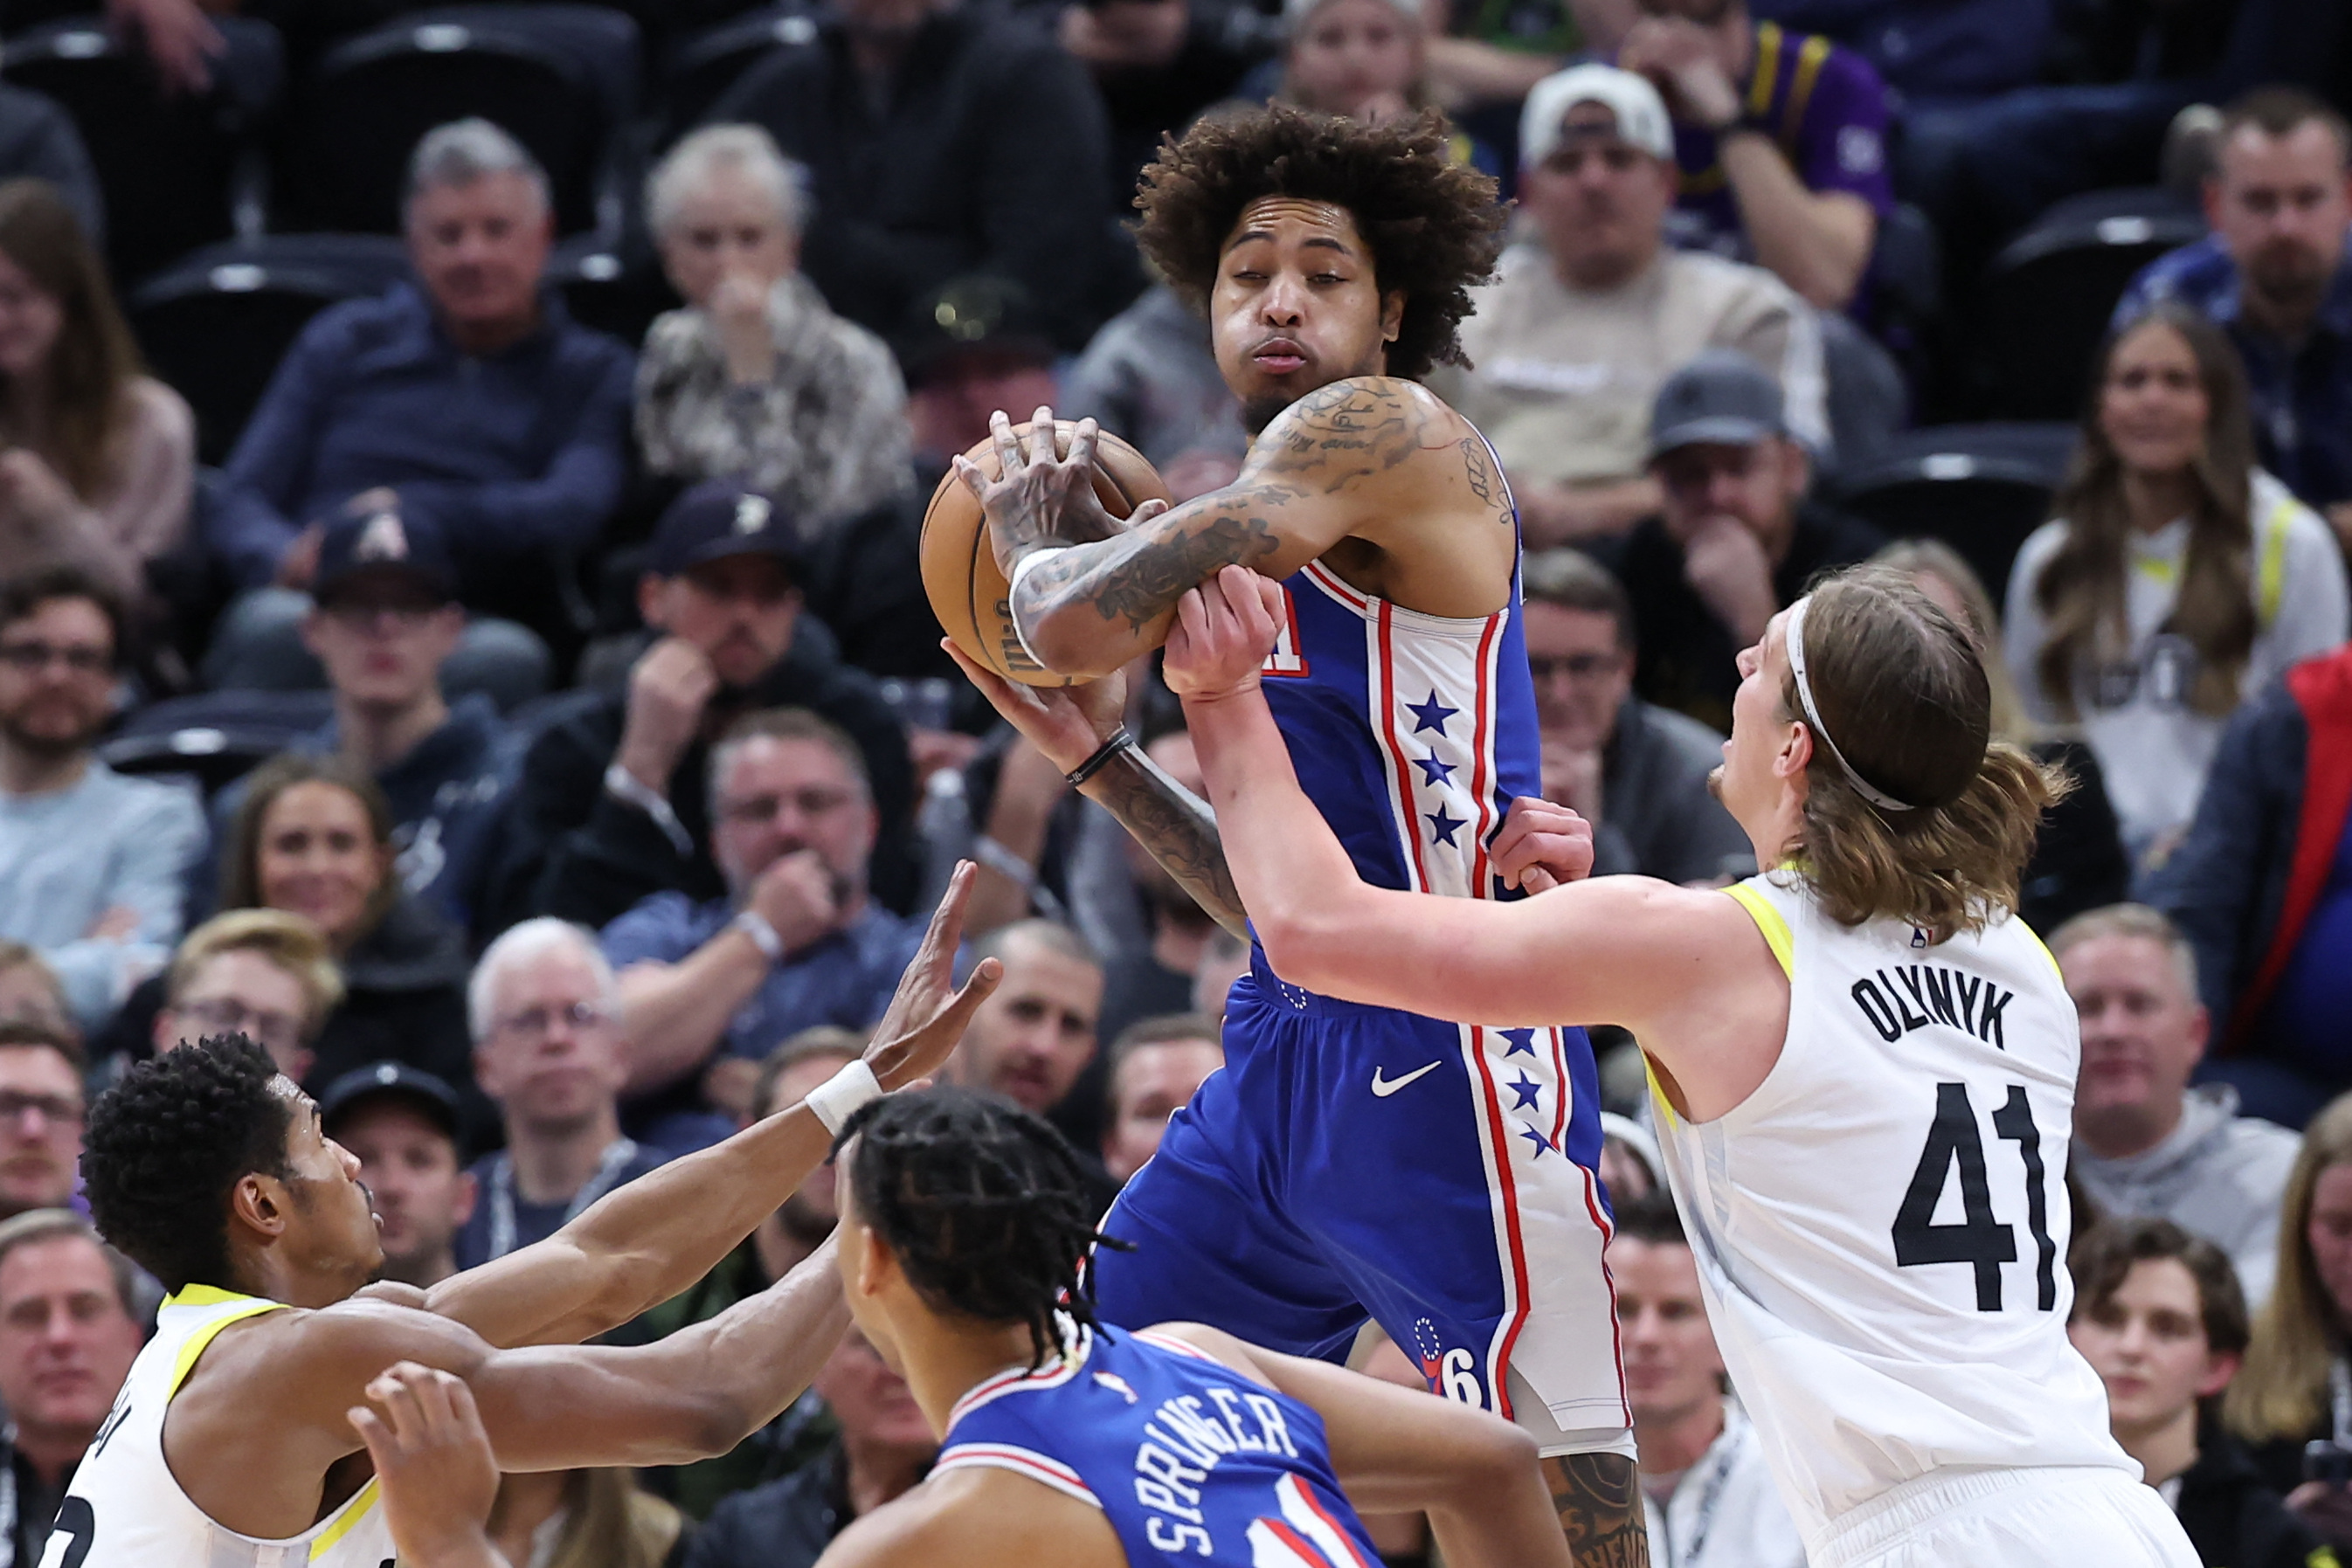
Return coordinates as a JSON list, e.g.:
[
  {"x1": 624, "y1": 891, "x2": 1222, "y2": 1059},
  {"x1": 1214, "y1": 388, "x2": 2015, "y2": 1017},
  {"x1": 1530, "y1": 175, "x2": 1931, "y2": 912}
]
[{"x1": 1157, "y1": 563, "x2": 2201, "y2": 1568}]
